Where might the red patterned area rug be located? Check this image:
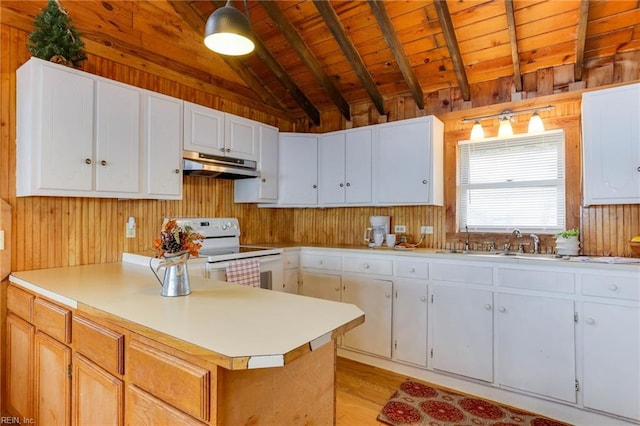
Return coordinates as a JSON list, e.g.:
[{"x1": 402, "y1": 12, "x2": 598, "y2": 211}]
[{"x1": 377, "y1": 380, "x2": 572, "y2": 426}]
